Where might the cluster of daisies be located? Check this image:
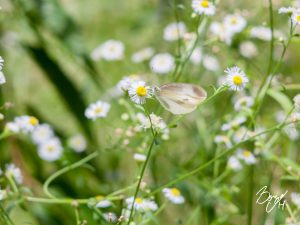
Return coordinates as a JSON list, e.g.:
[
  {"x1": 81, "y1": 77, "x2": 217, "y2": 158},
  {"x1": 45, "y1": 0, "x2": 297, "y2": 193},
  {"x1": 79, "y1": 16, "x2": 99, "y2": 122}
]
[
  {"x1": 4, "y1": 115, "x2": 87, "y2": 162},
  {"x1": 0, "y1": 164, "x2": 23, "y2": 201},
  {"x1": 279, "y1": 6, "x2": 300, "y2": 26}
]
